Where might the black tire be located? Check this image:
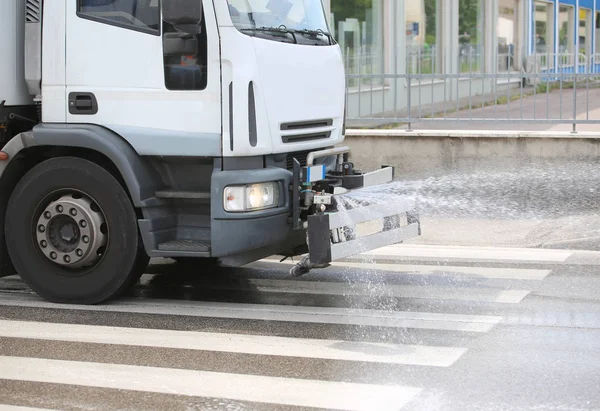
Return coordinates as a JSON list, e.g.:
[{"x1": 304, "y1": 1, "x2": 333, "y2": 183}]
[
  {"x1": 118, "y1": 239, "x2": 150, "y2": 296},
  {"x1": 5, "y1": 156, "x2": 148, "y2": 304}
]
